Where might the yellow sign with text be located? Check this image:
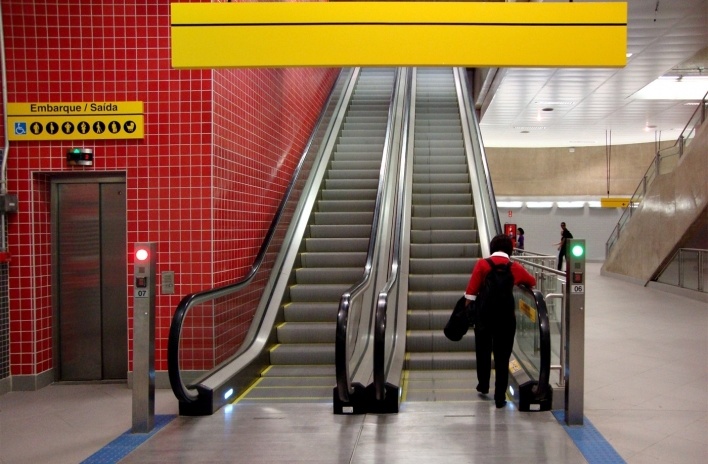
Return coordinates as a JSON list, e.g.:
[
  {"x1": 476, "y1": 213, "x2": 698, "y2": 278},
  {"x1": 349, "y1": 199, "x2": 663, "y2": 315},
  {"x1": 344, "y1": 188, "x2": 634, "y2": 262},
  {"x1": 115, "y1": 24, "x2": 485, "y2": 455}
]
[
  {"x1": 171, "y1": 2, "x2": 627, "y2": 68},
  {"x1": 7, "y1": 102, "x2": 144, "y2": 141}
]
